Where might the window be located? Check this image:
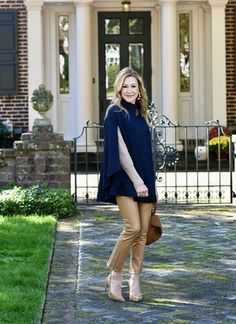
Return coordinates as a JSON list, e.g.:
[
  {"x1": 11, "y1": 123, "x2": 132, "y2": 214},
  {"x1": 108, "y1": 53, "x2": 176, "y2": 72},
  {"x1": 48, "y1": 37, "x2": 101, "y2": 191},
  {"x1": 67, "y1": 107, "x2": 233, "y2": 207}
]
[
  {"x1": 179, "y1": 13, "x2": 190, "y2": 92},
  {"x1": 0, "y1": 10, "x2": 18, "y2": 95},
  {"x1": 58, "y1": 15, "x2": 69, "y2": 94},
  {"x1": 128, "y1": 18, "x2": 144, "y2": 35},
  {"x1": 129, "y1": 43, "x2": 144, "y2": 77},
  {"x1": 105, "y1": 43, "x2": 120, "y2": 99},
  {"x1": 105, "y1": 19, "x2": 120, "y2": 35}
]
